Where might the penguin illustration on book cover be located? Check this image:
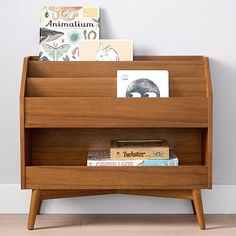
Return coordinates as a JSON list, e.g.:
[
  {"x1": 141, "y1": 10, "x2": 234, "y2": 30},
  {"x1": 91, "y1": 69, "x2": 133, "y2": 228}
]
[{"x1": 126, "y1": 78, "x2": 160, "y2": 97}]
